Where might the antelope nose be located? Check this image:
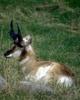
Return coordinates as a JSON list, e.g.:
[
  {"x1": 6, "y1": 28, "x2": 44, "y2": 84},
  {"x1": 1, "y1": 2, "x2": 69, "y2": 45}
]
[
  {"x1": 4, "y1": 52, "x2": 8, "y2": 58},
  {"x1": 4, "y1": 50, "x2": 11, "y2": 58}
]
